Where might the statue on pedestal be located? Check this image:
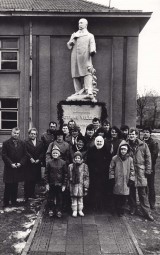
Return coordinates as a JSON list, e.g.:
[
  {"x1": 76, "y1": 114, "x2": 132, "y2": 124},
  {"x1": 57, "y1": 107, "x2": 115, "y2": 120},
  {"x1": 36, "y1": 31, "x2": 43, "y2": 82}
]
[{"x1": 67, "y1": 18, "x2": 98, "y2": 102}]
